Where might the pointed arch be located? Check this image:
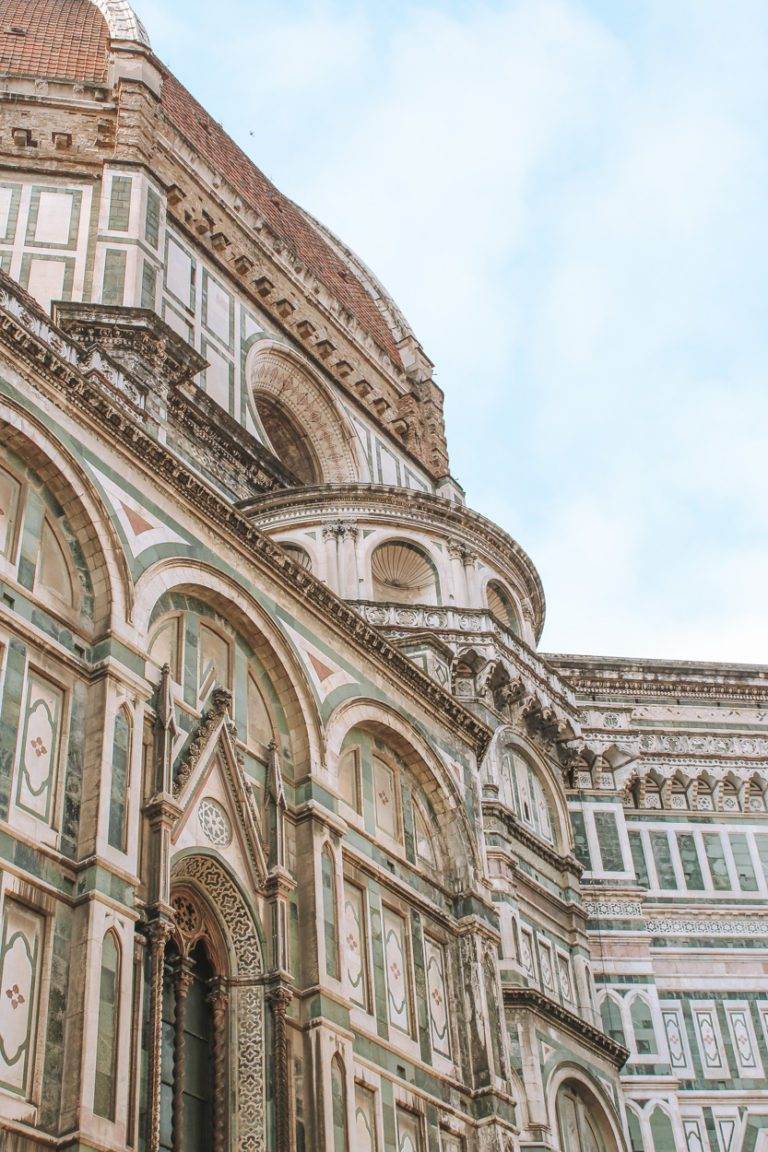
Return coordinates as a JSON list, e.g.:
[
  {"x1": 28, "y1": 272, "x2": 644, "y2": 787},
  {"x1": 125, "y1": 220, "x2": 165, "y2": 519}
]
[
  {"x1": 325, "y1": 697, "x2": 483, "y2": 884},
  {"x1": 0, "y1": 399, "x2": 130, "y2": 632},
  {"x1": 107, "y1": 703, "x2": 132, "y2": 851},
  {"x1": 171, "y1": 852, "x2": 265, "y2": 1150},
  {"x1": 134, "y1": 559, "x2": 324, "y2": 777},
  {"x1": 94, "y1": 928, "x2": 121, "y2": 1120},
  {"x1": 485, "y1": 726, "x2": 570, "y2": 853},
  {"x1": 547, "y1": 1063, "x2": 627, "y2": 1152}
]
